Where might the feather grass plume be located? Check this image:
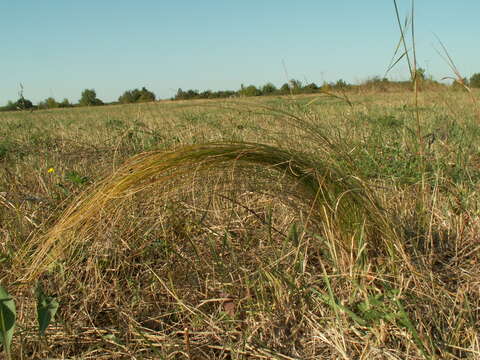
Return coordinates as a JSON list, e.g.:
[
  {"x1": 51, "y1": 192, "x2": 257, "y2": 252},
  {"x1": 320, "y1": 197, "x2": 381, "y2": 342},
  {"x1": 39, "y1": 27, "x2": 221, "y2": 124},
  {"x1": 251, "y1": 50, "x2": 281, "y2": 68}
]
[{"x1": 18, "y1": 139, "x2": 403, "y2": 281}]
